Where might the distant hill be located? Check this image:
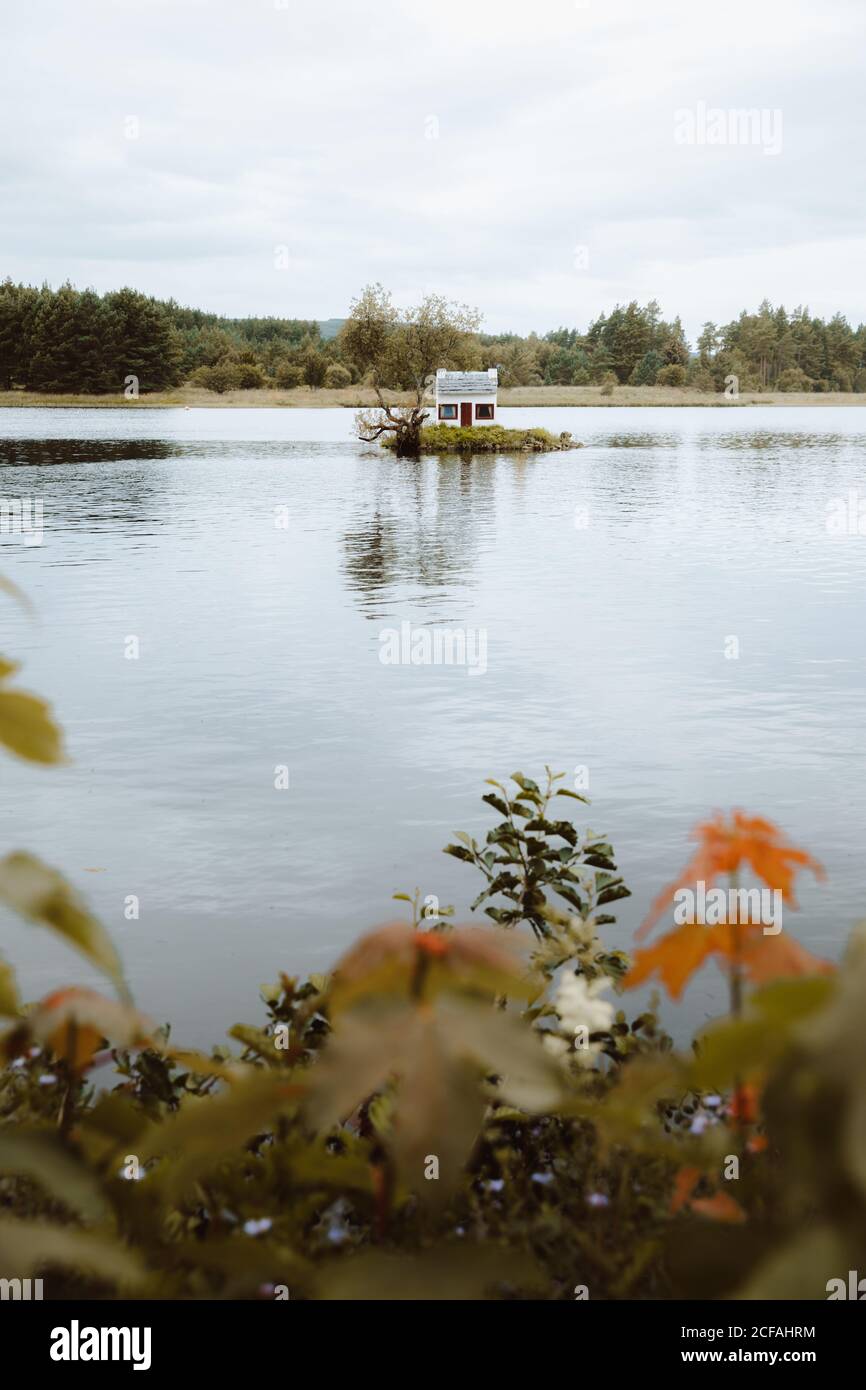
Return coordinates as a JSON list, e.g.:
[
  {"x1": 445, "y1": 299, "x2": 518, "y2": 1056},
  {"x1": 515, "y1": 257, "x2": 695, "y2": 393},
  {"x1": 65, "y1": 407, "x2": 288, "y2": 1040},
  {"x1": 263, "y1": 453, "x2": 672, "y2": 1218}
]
[{"x1": 318, "y1": 318, "x2": 345, "y2": 341}]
